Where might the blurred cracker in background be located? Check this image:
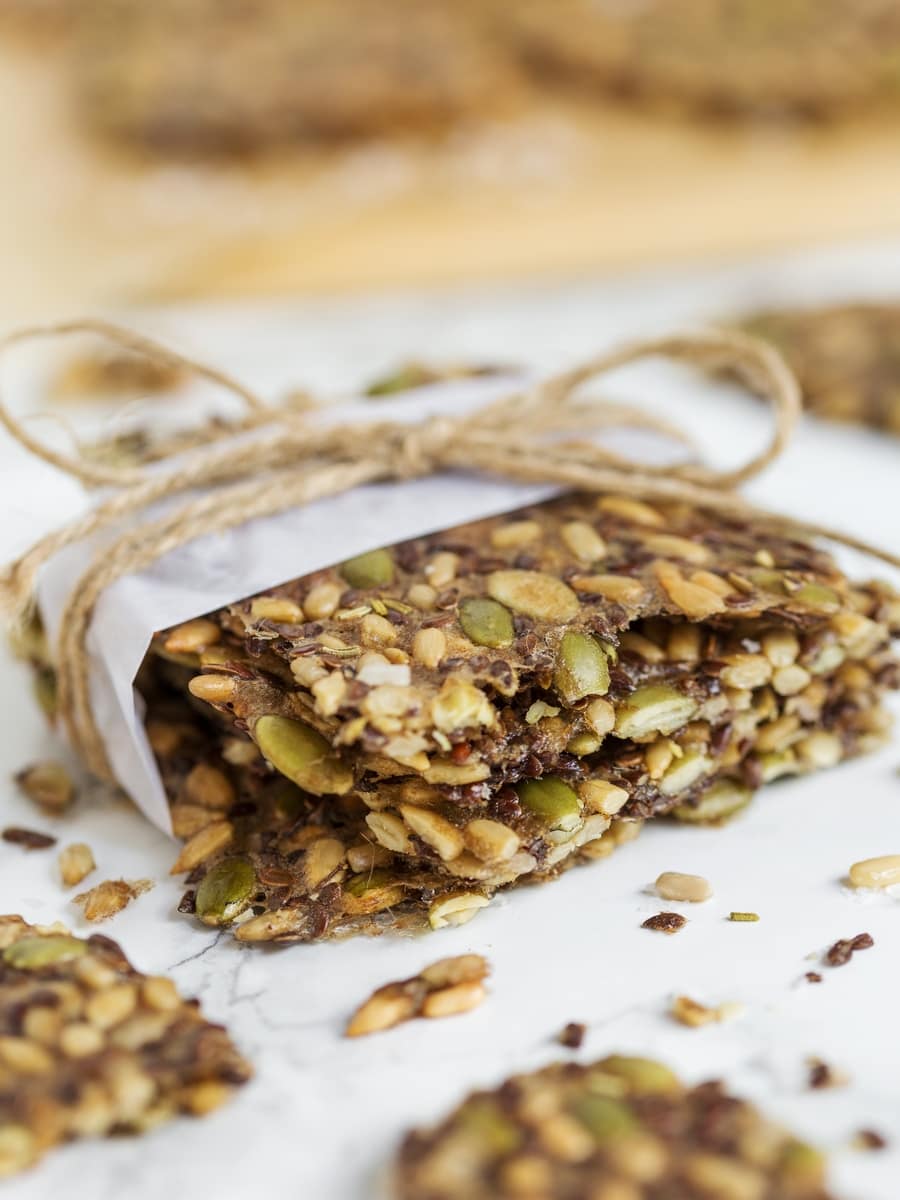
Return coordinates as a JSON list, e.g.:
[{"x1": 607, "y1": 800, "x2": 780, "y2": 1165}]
[
  {"x1": 0, "y1": 0, "x2": 898, "y2": 319},
  {"x1": 733, "y1": 302, "x2": 900, "y2": 434},
  {"x1": 505, "y1": 0, "x2": 900, "y2": 123},
  {"x1": 72, "y1": 0, "x2": 519, "y2": 154}
]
